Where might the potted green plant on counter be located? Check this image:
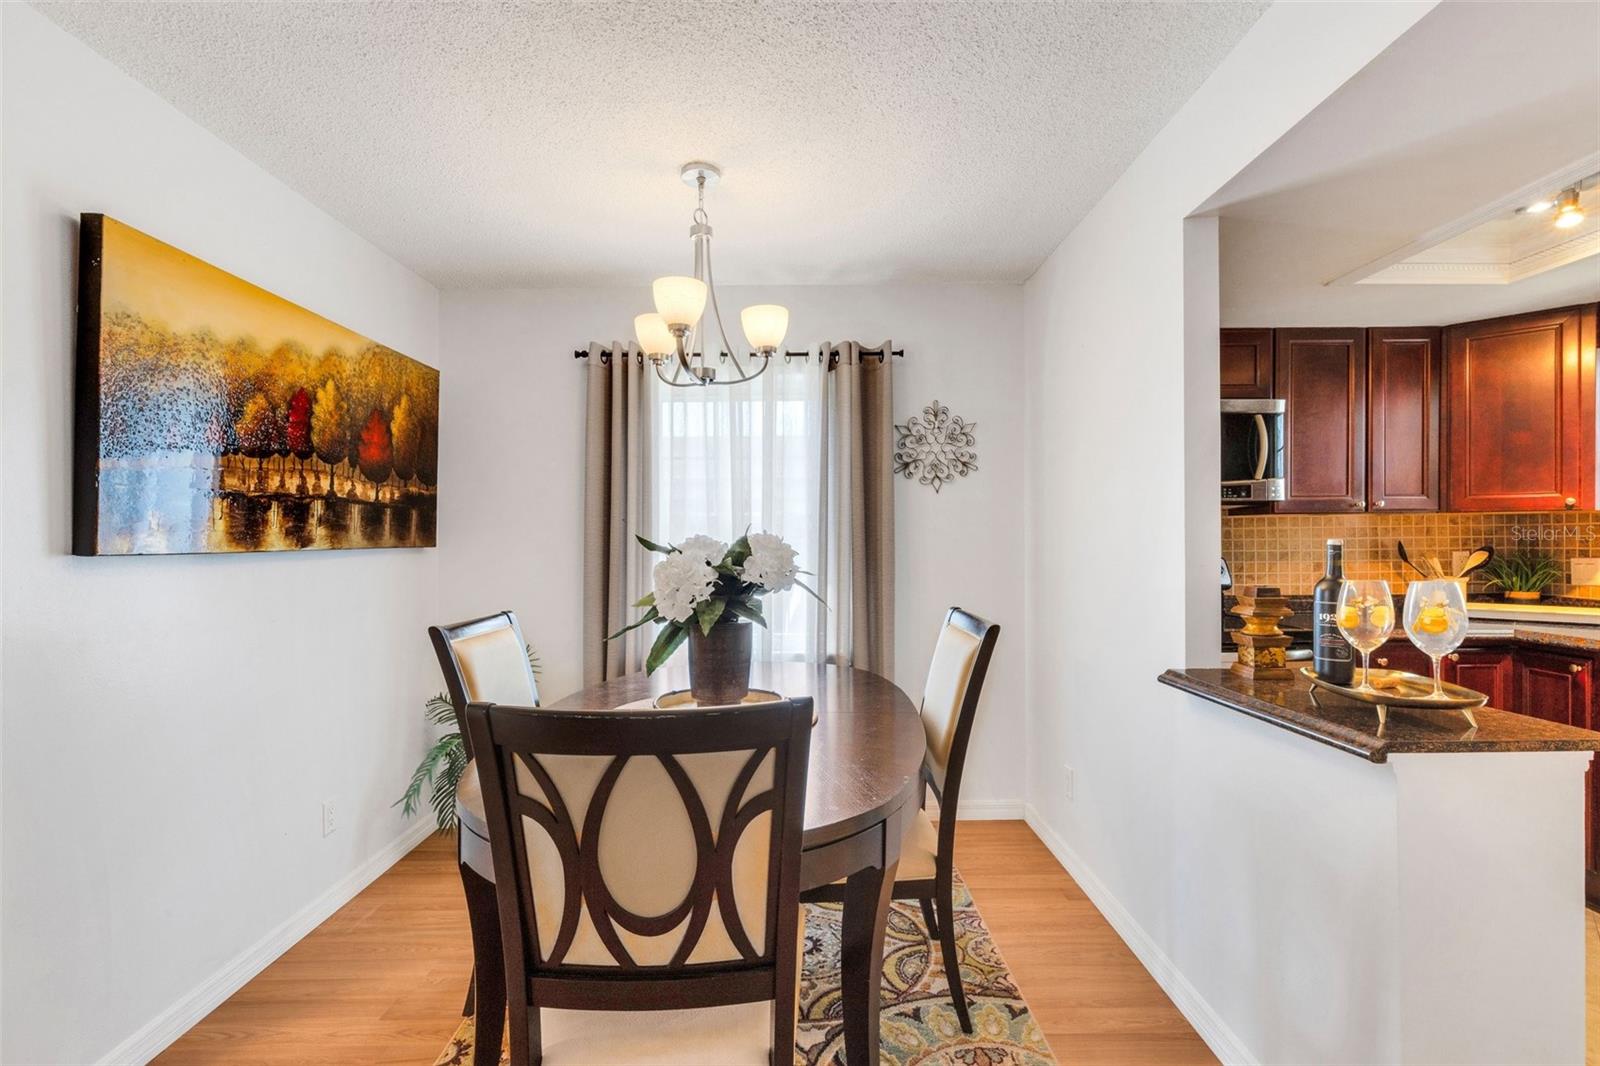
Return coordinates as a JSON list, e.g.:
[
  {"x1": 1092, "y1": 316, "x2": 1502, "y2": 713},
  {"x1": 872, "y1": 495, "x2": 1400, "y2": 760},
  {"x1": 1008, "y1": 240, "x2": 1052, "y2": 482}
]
[{"x1": 1481, "y1": 550, "x2": 1563, "y2": 603}]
